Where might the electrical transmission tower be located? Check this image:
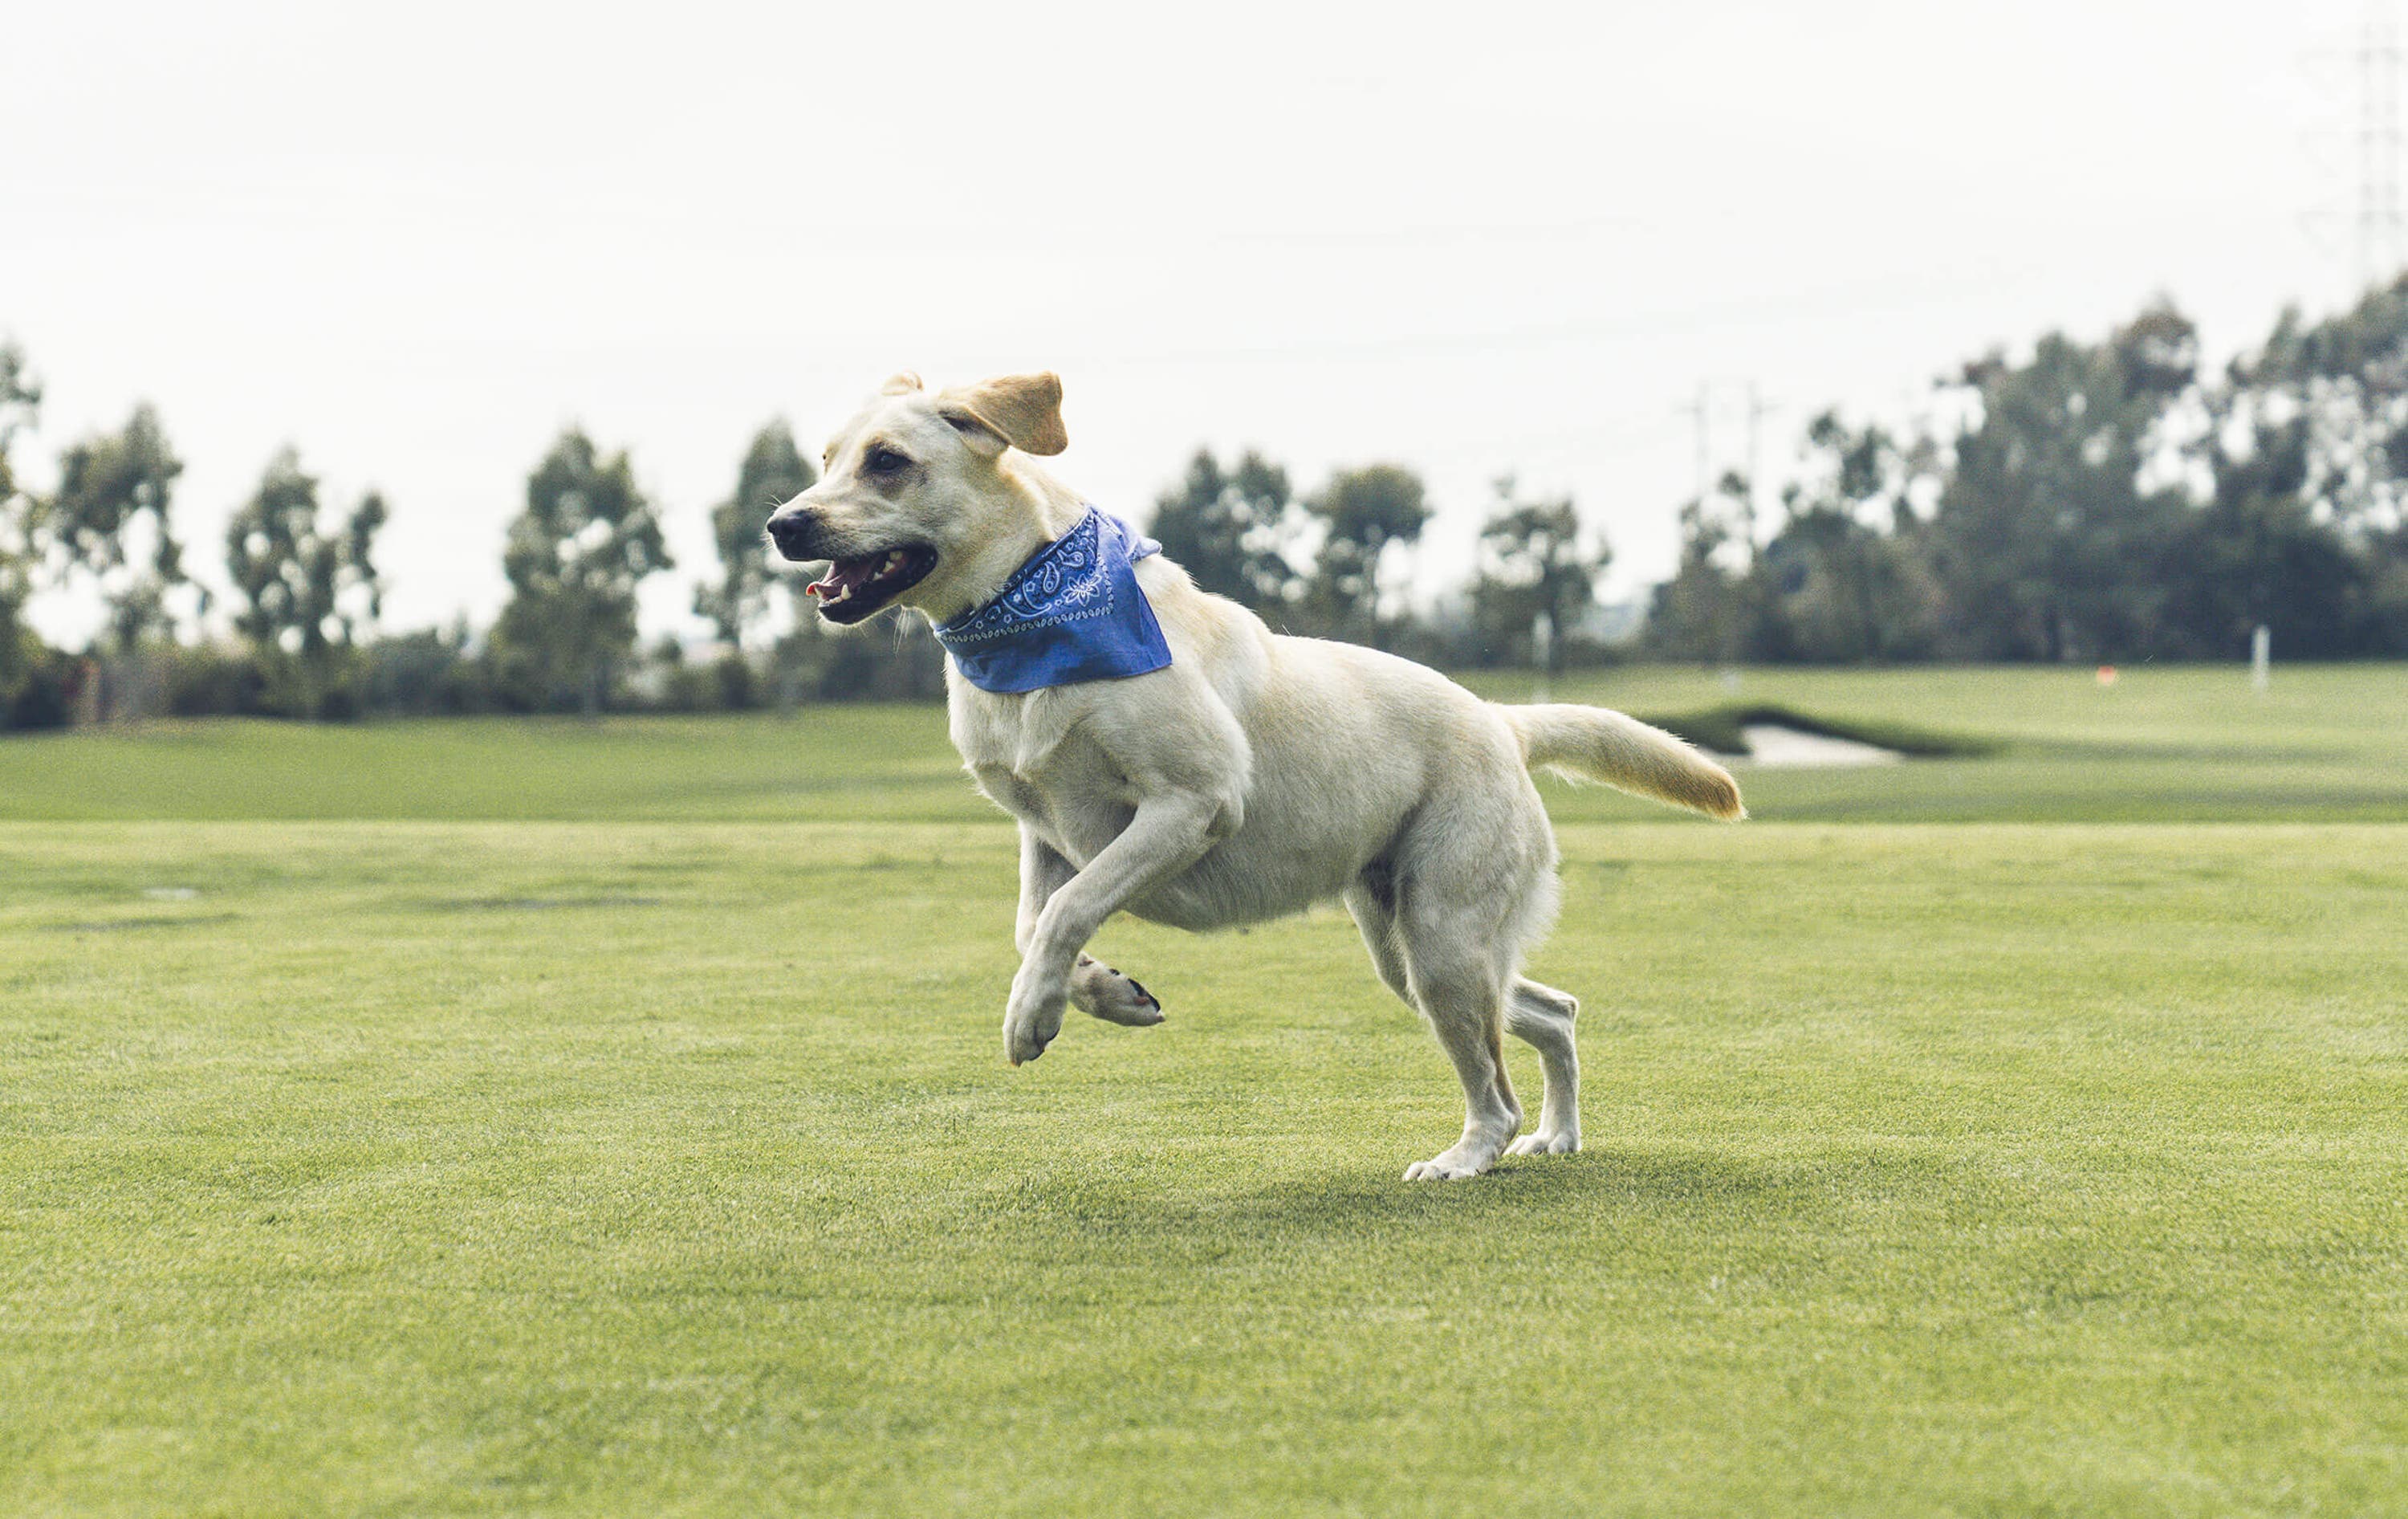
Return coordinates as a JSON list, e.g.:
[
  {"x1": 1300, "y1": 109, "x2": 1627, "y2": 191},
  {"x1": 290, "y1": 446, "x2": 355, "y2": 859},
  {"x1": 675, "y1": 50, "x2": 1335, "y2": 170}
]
[
  {"x1": 2358, "y1": 0, "x2": 2405, "y2": 288},
  {"x1": 1678, "y1": 381, "x2": 1775, "y2": 542}
]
